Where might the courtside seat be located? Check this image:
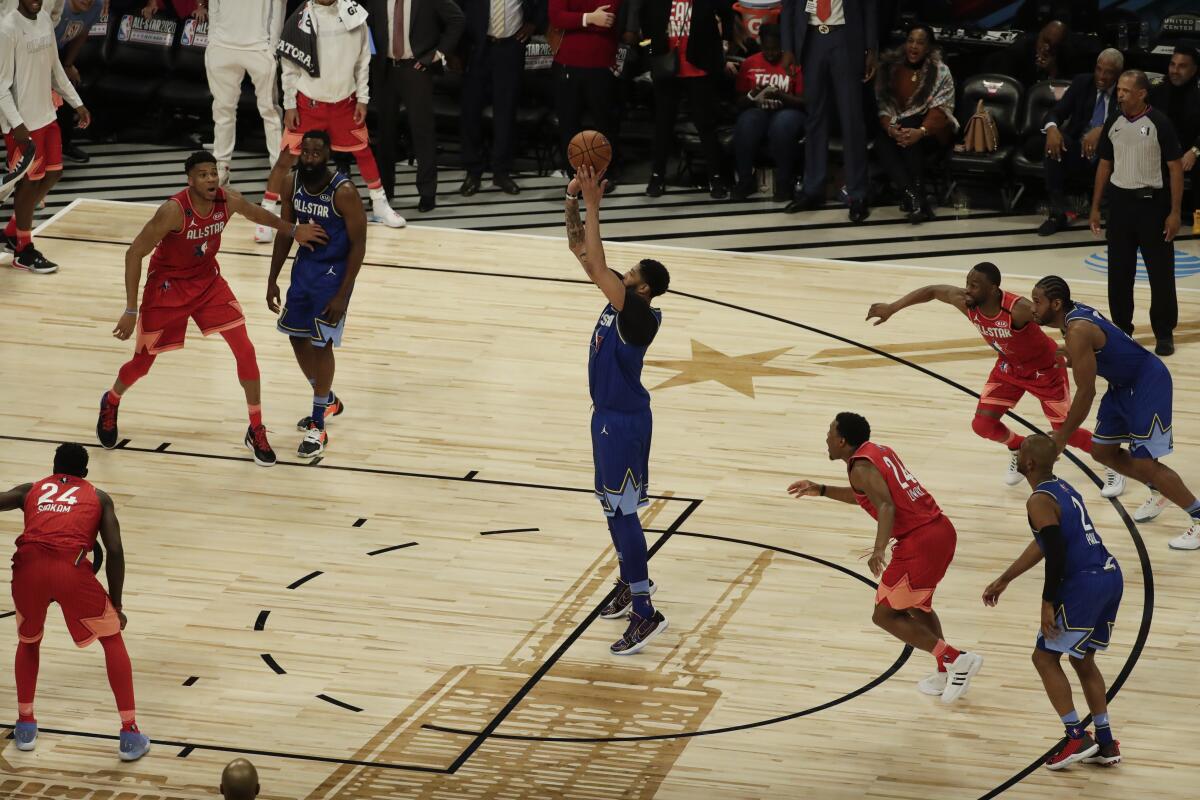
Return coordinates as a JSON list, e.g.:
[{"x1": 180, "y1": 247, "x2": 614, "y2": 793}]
[
  {"x1": 1011, "y1": 79, "x2": 1072, "y2": 185},
  {"x1": 93, "y1": 13, "x2": 177, "y2": 107},
  {"x1": 947, "y1": 73, "x2": 1023, "y2": 210},
  {"x1": 158, "y1": 18, "x2": 213, "y2": 113}
]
